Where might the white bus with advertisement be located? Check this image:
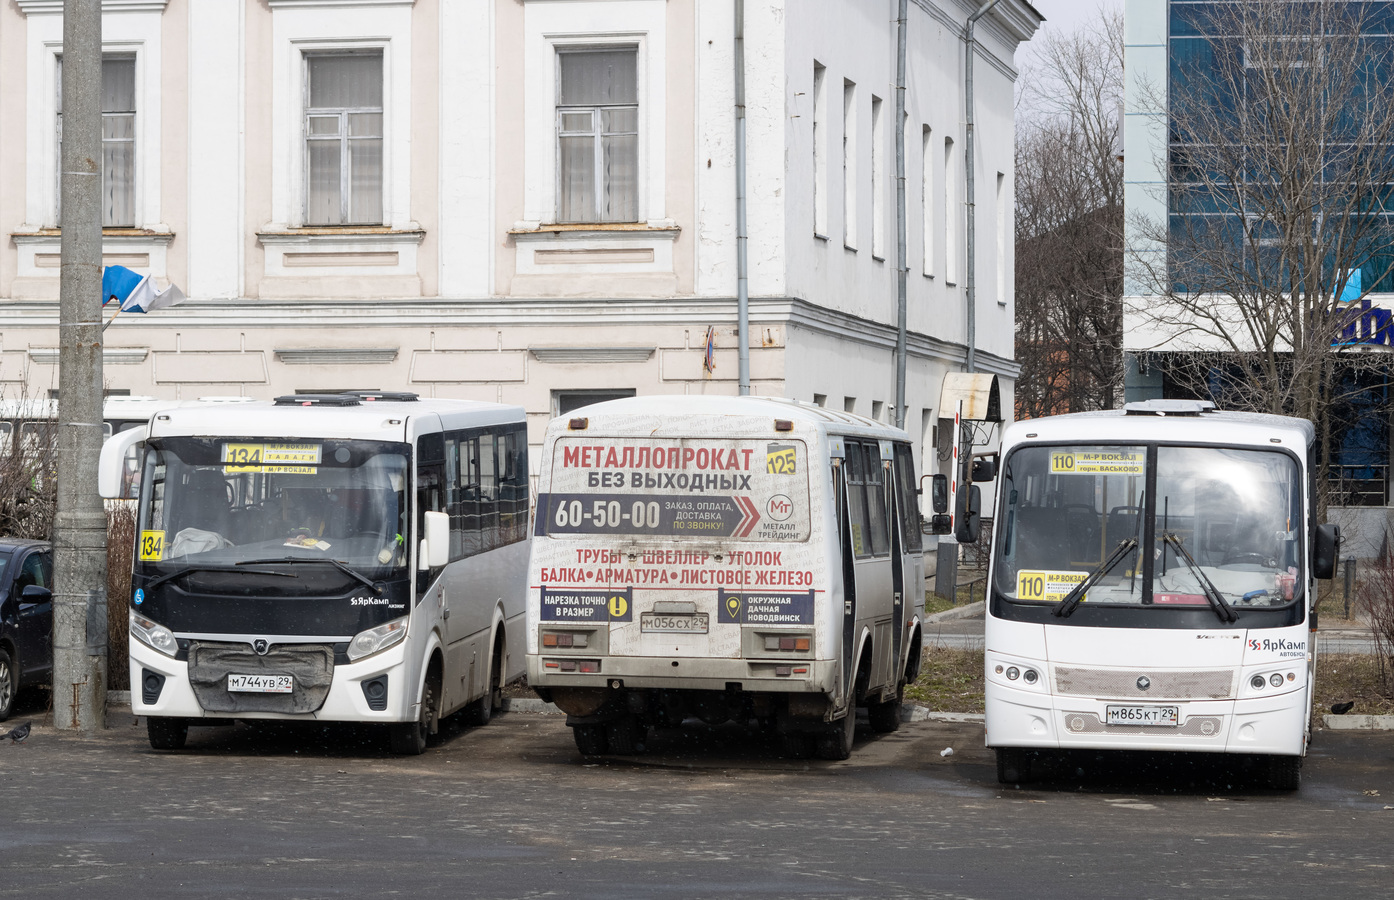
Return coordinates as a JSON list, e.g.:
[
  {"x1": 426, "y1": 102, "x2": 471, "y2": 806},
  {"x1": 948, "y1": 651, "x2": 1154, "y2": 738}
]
[
  {"x1": 98, "y1": 392, "x2": 529, "y2": 754},
  {"x1": 983, "y1": 400, "x2": 1340, "y2": 789},
  {"x1": 526, "y1": 396, "x2": 926, "y2": 760}
]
